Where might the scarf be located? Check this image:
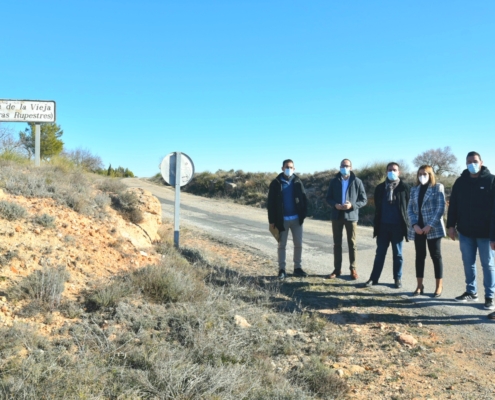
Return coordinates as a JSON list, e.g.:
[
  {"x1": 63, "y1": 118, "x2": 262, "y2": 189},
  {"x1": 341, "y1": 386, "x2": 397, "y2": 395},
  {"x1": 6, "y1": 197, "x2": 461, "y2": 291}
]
[{"x1": 385, "y1": 179, "x2": 399, "y2": 204}]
